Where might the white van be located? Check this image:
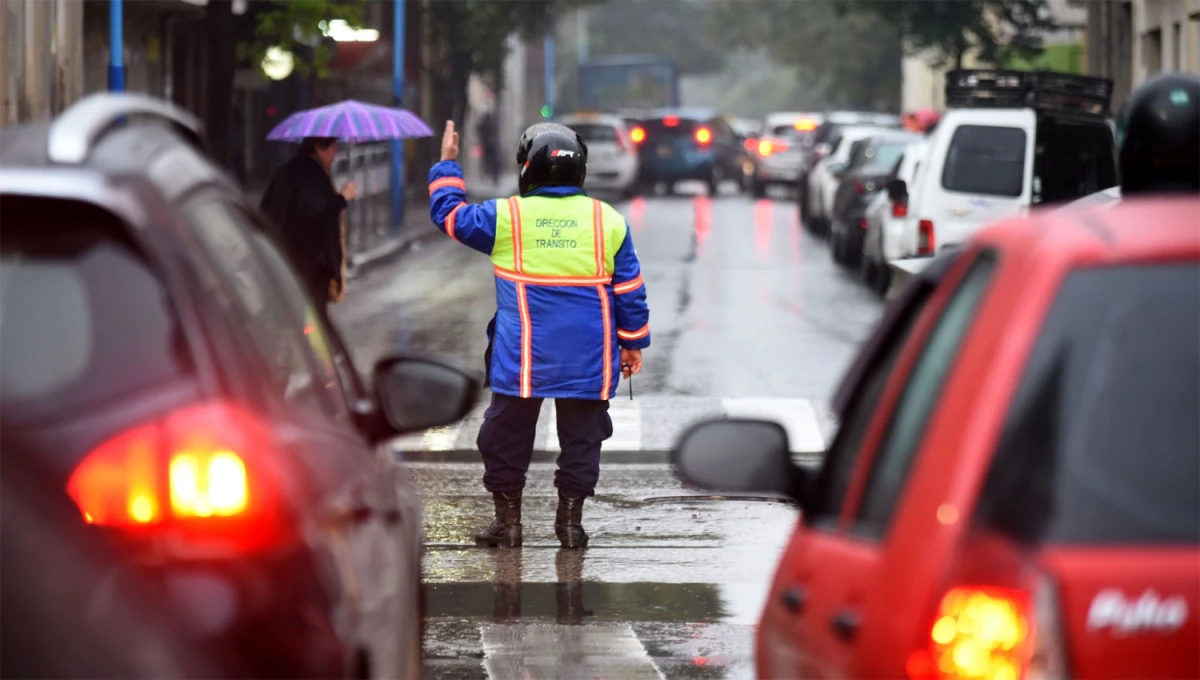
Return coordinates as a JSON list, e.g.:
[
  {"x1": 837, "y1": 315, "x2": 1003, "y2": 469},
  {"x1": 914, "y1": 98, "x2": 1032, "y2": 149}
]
[{"x1": 898, "y1": 70, "x2": 1118, "y2": 253}]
